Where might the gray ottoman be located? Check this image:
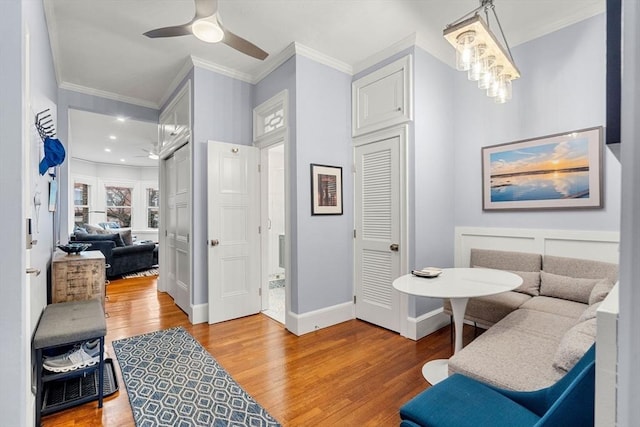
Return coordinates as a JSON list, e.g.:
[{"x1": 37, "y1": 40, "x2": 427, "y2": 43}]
[{"x1": 33, "y1": 299, "x2": 106, "y2": 425}]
